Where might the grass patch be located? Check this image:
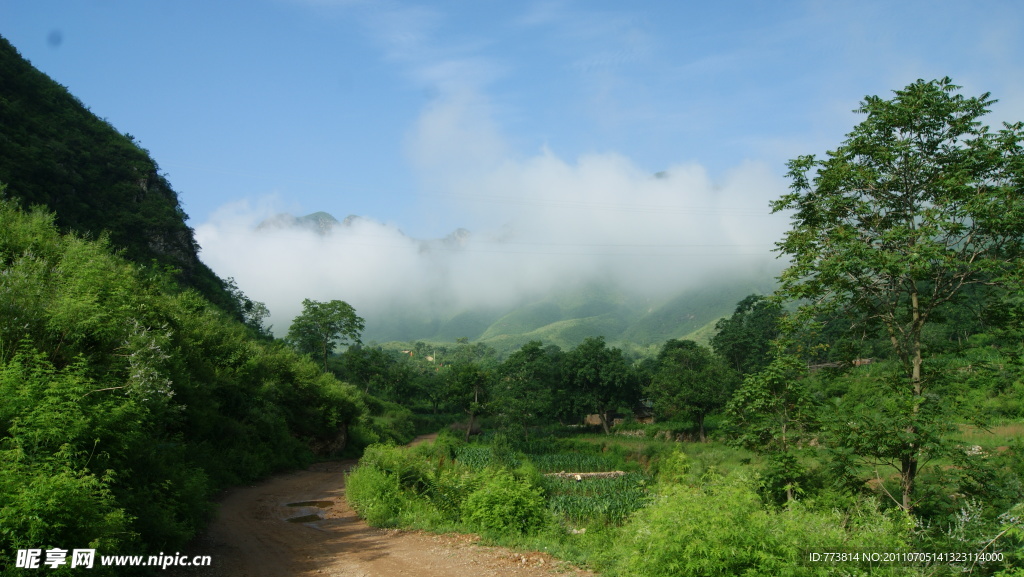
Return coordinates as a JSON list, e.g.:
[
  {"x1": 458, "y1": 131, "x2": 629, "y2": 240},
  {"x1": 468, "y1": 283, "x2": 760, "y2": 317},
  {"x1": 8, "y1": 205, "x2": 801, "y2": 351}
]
[{"x1": 954, "y1": 422, "x2": 1024, "y2": 448}]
